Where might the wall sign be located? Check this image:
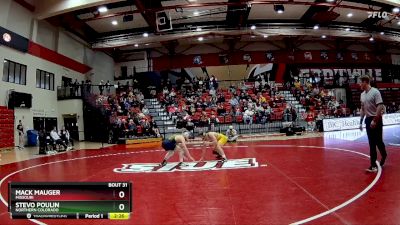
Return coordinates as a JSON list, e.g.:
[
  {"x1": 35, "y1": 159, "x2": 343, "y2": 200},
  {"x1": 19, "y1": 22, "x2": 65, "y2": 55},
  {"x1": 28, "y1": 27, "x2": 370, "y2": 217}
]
[{"x1": 323, "y1": 113, "x2": 400, "y2": 132}]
